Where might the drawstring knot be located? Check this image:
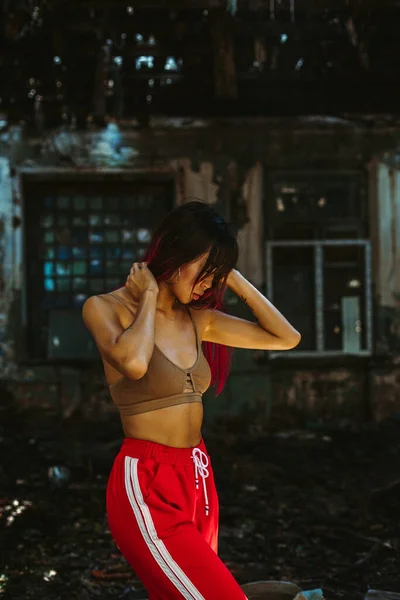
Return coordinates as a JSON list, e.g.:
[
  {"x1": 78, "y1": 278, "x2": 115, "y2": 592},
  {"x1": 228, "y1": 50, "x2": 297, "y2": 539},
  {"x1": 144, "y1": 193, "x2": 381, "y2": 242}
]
[{"x1": 191, "y1": 448, "x2": 210, "y2": 516}]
